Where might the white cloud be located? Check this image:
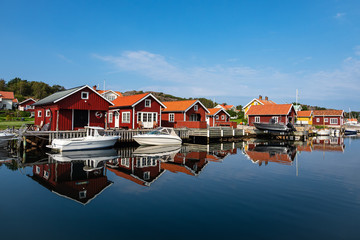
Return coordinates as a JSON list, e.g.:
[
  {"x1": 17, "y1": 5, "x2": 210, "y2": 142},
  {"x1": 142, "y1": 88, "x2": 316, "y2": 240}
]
[
  {"x1": 95, "y1": 50, "x2": 360, "y2": 107},
  {"x1": 334, "y1": 12, "x2": 346, "y2": 19}
]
